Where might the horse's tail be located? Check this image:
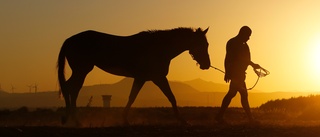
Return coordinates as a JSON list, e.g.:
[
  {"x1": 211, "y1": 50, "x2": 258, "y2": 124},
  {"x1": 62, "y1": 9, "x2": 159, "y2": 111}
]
[{"x1": 57, "y1": 41, "x2": 68, "y2": 98}]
